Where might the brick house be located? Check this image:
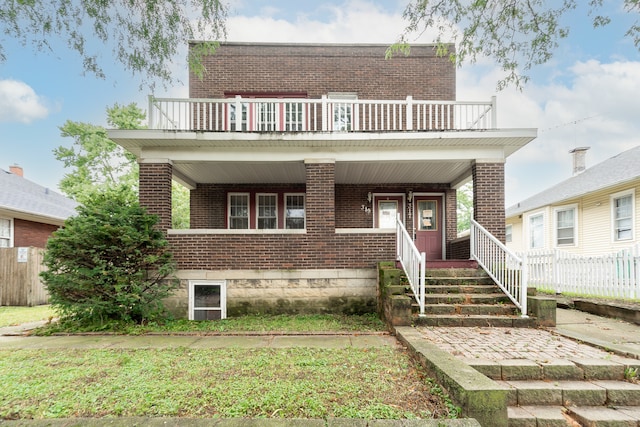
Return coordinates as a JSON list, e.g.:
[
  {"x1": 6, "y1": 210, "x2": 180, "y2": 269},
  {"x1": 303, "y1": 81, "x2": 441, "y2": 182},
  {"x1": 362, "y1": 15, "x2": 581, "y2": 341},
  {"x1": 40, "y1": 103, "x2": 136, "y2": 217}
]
[
  {"x1": 108, "y1": 42, "x2": 537, "y2": 320},
  {"x1": 0, "y1": 165, "x2": 78, "y2": 248}
]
